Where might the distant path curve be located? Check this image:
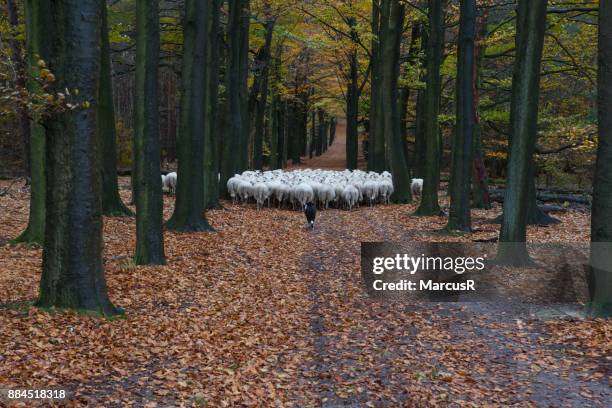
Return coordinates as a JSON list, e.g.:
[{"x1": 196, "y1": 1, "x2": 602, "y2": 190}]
[{"x1": 288, "y1": 119, "x2": 366, "y2": 171}]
